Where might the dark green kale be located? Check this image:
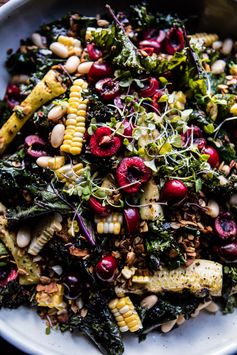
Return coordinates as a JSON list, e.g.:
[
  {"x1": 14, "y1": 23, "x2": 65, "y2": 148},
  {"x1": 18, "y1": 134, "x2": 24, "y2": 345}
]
[
  {"x1": 145, "y1": 221, "x2": 186, "y2": 270},
  {"x1": 129, "y1": 4, "x2": 155, "y2": 29},
  {"x1": 7, "y1": 187, "x2": 71, "y2": 228},
  {"x1": 140, "y1": 293, "x2": 202, "y2": 335},
  {"x1": 0, "y1": 242, "x2": 9, "y2": 267},
  {"x1": 87, "y1": 93, "x2": 115, "y2": 123},
  {"x1": 61, "y1": 293, "x2": 124, "y2": 355},
  {"x1": 0, "y1": 100, "x2": 12, "y2": 126},
  {"x1": 0, "y1": 281, "x2": 34, "y2": 309},
  {"x1": 211, "y1": 129, "x2": 237, "y2": 164}
]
